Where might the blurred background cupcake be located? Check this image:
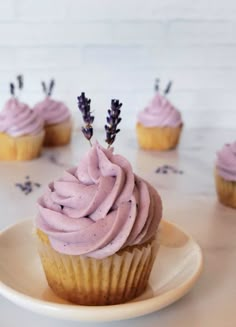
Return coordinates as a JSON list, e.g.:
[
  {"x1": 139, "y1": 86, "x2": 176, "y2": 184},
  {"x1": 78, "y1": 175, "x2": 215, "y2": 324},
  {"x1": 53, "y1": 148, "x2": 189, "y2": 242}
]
[
  {"x1": 34, "y1": 79, "x2": 72, "y2": 147},
  {"x1": 0, "y1": 76, "x2": 44, "y2": 161},
  {"x1": 215, "y1": 141, "x2": 236, "y2": 209},
  {"x1": 136, "y1": 80, "x2": 183, "y2": 150}
]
